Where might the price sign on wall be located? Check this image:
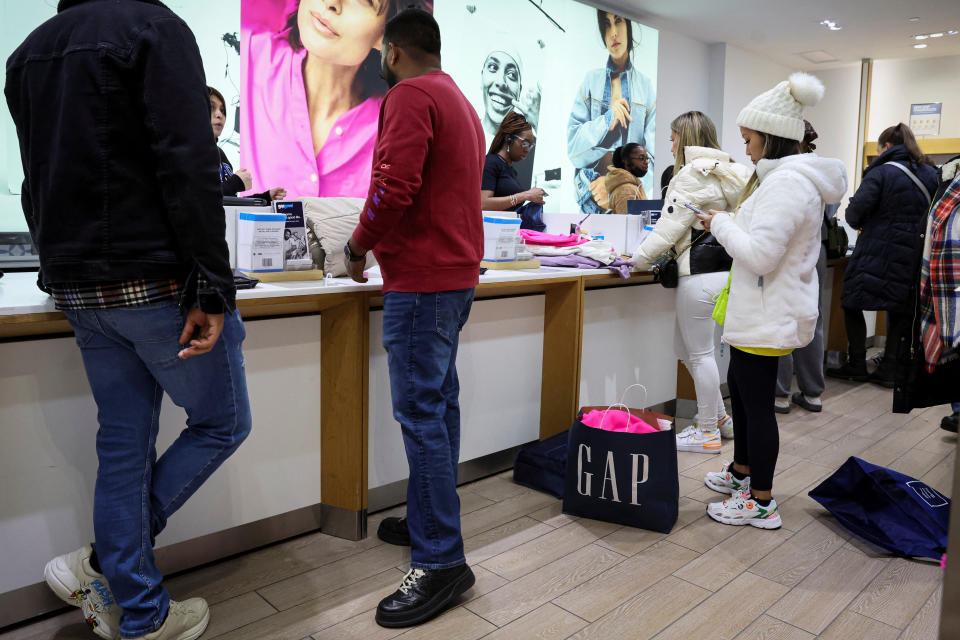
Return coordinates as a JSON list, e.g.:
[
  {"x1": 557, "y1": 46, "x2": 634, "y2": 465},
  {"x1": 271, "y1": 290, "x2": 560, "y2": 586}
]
[{"x1": 910, "y1": 103, "x2": 942, "y2": 137}]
